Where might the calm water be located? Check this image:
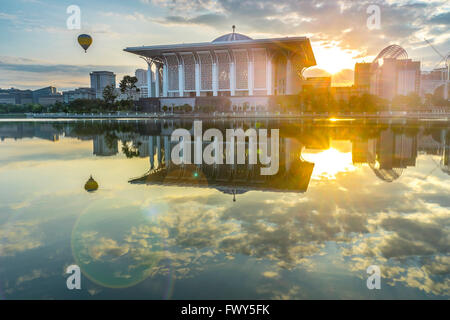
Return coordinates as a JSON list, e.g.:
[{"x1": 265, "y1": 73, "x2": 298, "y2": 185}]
[{"x1": 0, "y1": 119, "x2": 449, "y2": 300}]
